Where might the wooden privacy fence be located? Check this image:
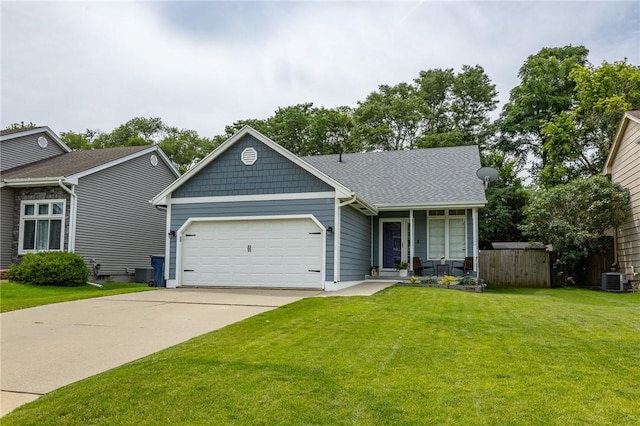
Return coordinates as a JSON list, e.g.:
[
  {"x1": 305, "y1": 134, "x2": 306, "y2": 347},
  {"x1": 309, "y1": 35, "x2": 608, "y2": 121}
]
[{"x1": 479, "y1": 250, "x2": 551, "y2": 288}]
